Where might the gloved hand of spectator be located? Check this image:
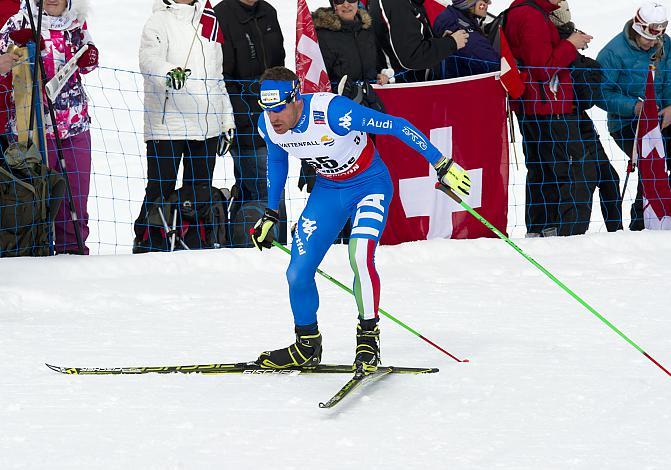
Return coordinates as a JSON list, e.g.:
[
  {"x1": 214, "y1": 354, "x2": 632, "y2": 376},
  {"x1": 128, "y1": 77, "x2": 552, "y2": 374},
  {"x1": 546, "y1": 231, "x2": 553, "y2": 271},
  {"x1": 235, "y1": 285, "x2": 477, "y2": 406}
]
[
  {"x1": 9, "y1": 29, "x2": 45, "y2": 50},
  {"x1": 434, "y1": 156, "x2": 471, "y2": 198},
  {"x1": 77, "y1": 44, "x2": 98, "y2": 68},
  {"x1": 217, "y1": 128, "x2": 235, "y2": 156},
  {"x1": 250, "y1": 208, "x2": 279, "y2": 250},
  {"x1": 166, "y1": 67, "x2": 191, "y2": 90},
  {"x1": 337, "y1": 75, "x2": 363, "y2": 104}
]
